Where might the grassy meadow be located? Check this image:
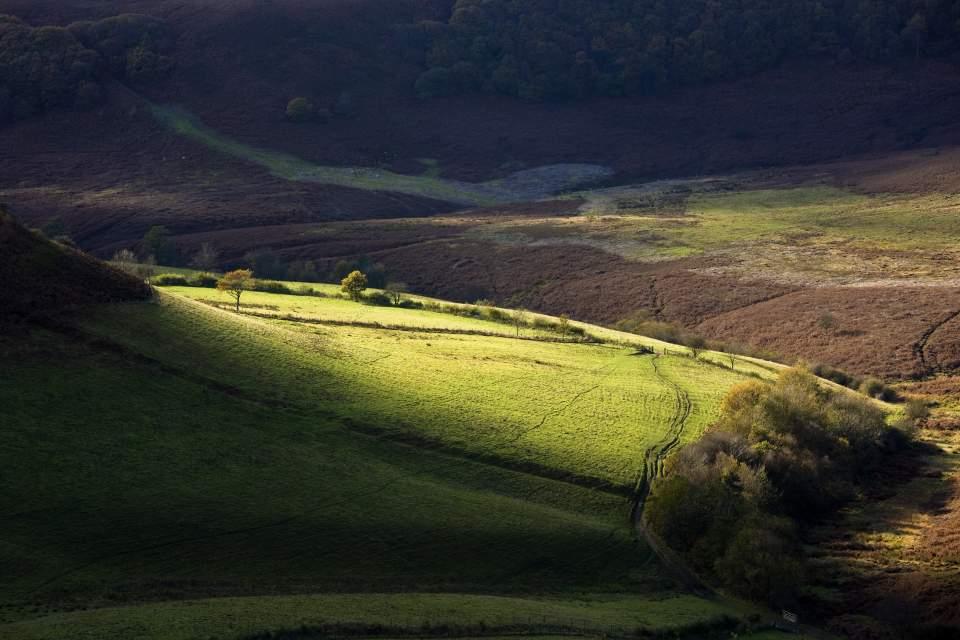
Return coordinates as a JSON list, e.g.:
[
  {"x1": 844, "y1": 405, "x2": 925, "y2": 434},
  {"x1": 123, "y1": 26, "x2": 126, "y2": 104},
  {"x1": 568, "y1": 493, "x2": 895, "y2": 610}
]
[
  {"x1": 472, "y1": 184, "x2": 960, "y2": 284},
  {"x1": 0, "y1": 281, "x2": 782, "y2": 638},
  {"x1": 81, "y1": 291, "x2": 755, "y2": 487}
]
